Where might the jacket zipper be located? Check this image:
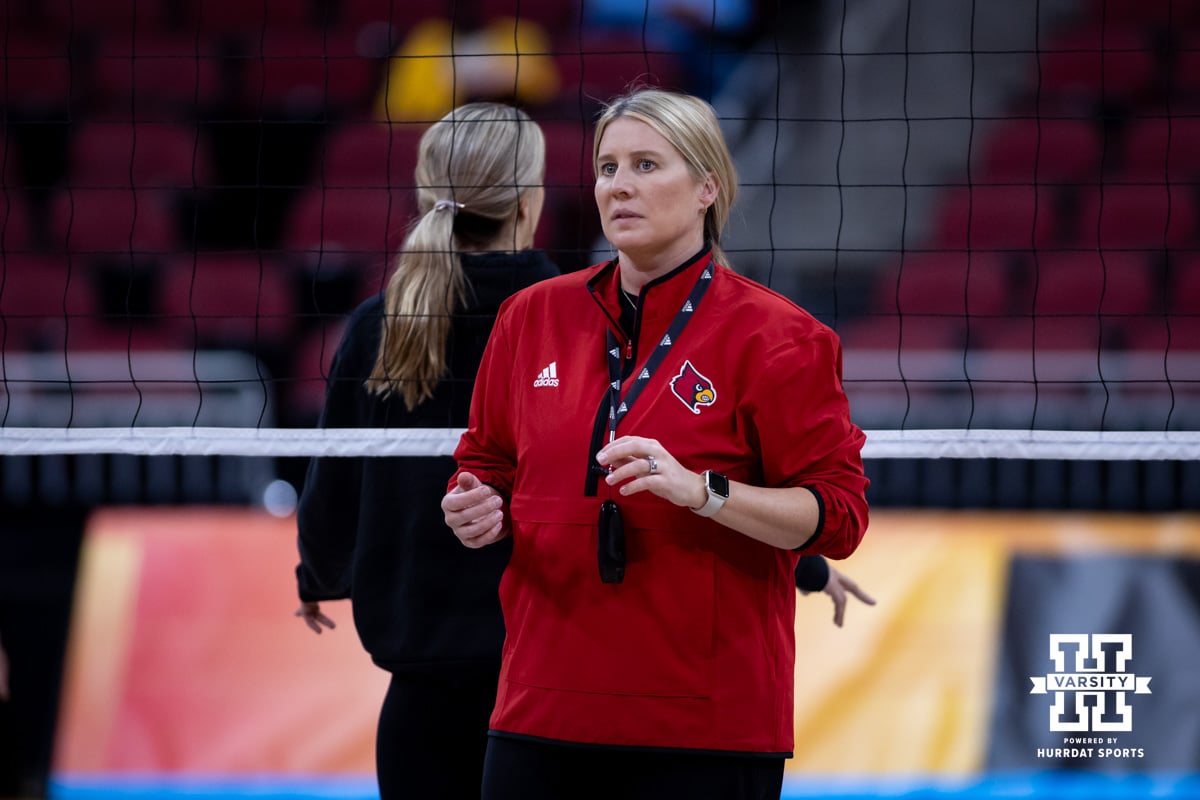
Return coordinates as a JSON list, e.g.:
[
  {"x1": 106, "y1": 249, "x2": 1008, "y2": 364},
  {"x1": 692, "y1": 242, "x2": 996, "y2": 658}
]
[
  {"x1": 585, "y1": 299, "x2": 638, "y2": 497},
  {"x1": 581, "y1": 248, "x2": 709, "y2": 495}
]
